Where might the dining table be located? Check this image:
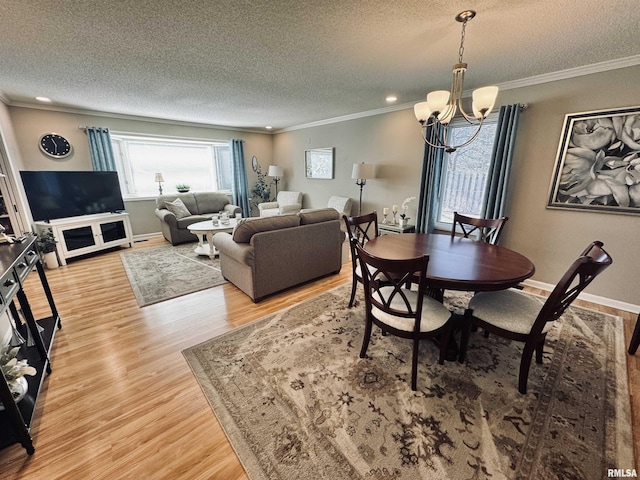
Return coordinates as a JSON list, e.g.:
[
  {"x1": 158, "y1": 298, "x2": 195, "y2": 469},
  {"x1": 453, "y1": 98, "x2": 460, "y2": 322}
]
[
  {"x1": 363, "y1": 233, "x2": 536, "y2": 361},
  {"x1": 364, "y1": 233, "x2": 536, "y2": 296}
]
